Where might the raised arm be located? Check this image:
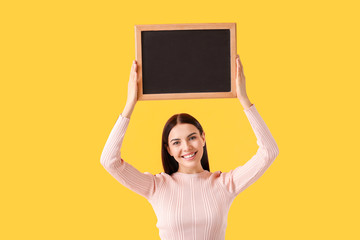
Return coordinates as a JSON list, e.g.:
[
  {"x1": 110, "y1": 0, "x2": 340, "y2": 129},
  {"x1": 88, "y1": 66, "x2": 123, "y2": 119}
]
[
  {"x1": 219, "y1": 103, "x2": 279, "y2": 197},
  {"x1": 219, "y1": 55, "x2": 279, "y2": 197},
  {"x1": 100, "y1": 60, "x2": 157, "y2": 200}
]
